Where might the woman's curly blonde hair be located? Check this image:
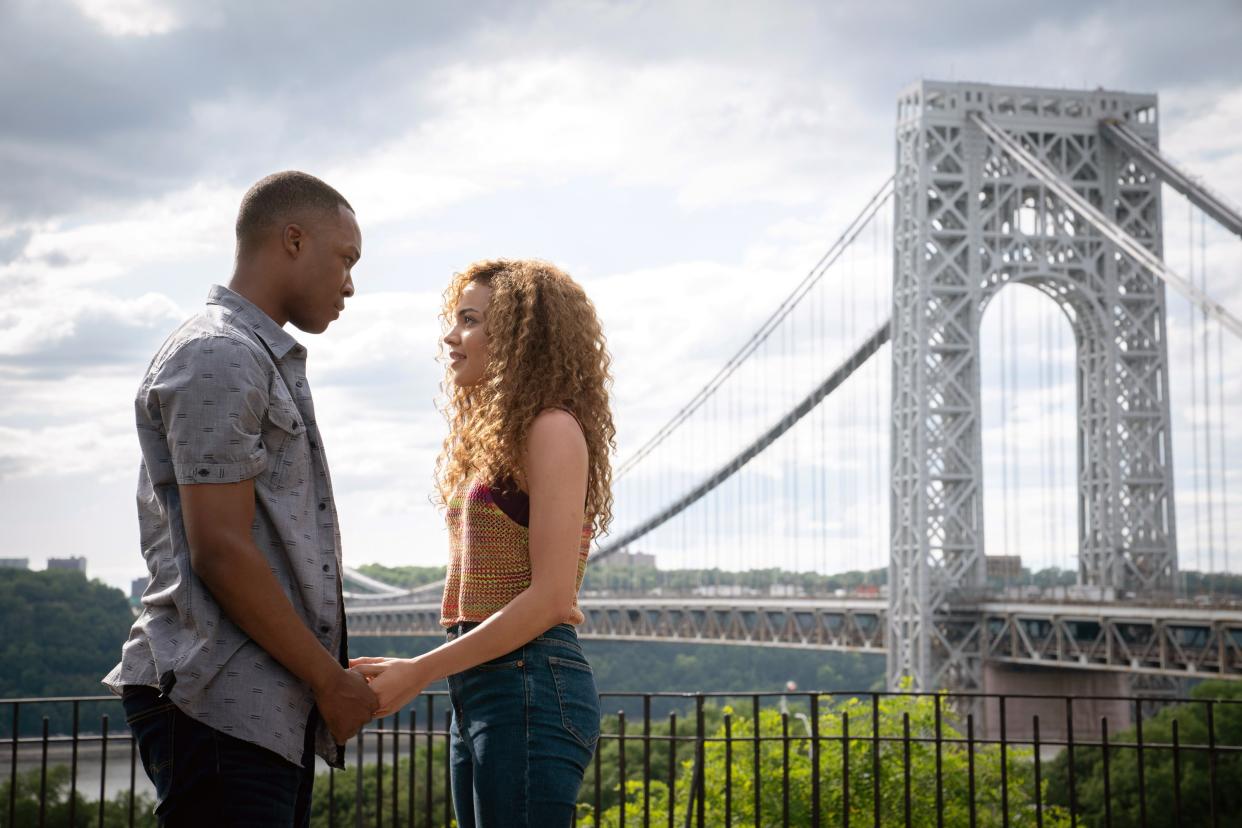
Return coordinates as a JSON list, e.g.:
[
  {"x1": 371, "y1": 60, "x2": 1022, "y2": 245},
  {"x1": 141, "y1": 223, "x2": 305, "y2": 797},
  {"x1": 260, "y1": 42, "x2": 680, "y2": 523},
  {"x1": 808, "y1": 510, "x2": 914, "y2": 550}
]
[{"x1": 434, "y1": 258, "x2": 616, "y2": 535}]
